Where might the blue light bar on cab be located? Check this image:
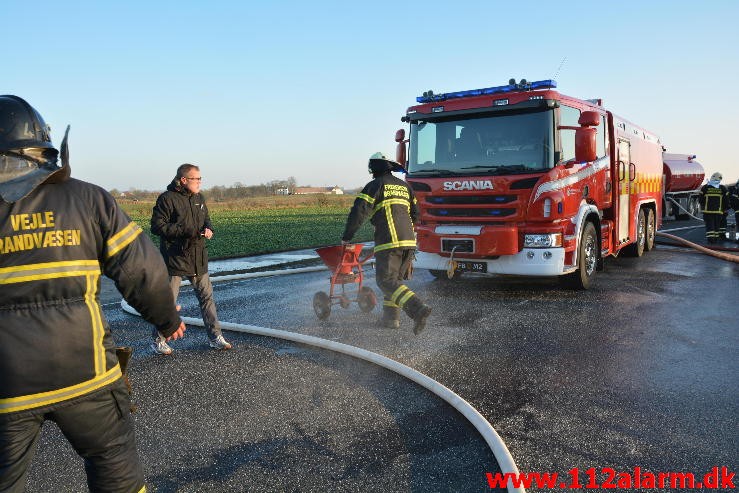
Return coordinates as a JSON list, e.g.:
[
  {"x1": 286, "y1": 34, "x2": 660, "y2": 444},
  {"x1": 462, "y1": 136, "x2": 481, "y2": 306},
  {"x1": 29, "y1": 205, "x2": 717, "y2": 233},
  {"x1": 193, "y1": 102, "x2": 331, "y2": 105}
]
[{"x1": 416, "y1": 79, "x2": 557, "y2": 103}]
